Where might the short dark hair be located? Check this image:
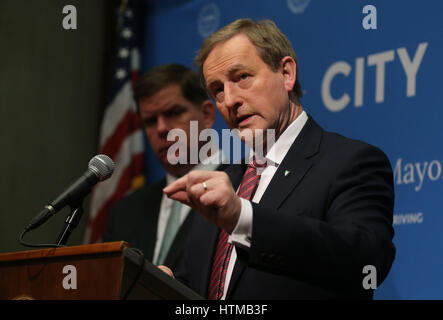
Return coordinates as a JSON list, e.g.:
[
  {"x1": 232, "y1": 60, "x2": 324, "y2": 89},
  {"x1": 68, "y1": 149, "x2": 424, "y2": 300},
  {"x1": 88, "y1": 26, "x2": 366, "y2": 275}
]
[{"x1": 133, "y1": 63, "x2": 209, "y2": 110}]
